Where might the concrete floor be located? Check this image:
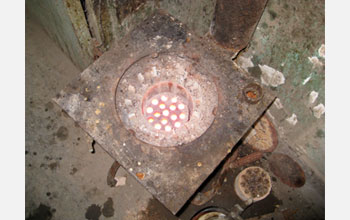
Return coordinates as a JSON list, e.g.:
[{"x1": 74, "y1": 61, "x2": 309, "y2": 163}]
[{"x1": 25, "y1": 14, "x2": 157, "y2": 220}]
